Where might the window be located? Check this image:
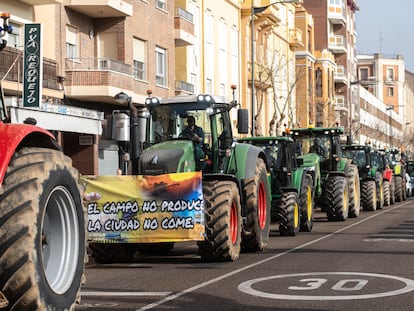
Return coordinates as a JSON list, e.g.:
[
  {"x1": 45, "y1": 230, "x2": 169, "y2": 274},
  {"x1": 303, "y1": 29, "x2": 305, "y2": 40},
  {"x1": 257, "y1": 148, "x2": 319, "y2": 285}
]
[
  {"x1": 359, "y1": 68, "x2": 368, "y2": 80},
  {"x1": 155, "y1": 47, "x2": 167, "y2": 86},
  {"x1": 315, "y1": 68, "x2": 322, "y2": 97},
  {"x1": 386, "y1": 67, "x2": 394, "y2": 81},
  {"x1": 66, "y1": 25, "x2": 78, "y2": 59},
  {"x1": 155, "y1": 0, "x2": 166, "y2": 10},
  {"x1": 133, "y1": 38, "x2": 146, "y2": 80},
  {"x1": 388, "y1": 87, "x2": 394, "y2": 97}
]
